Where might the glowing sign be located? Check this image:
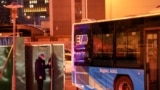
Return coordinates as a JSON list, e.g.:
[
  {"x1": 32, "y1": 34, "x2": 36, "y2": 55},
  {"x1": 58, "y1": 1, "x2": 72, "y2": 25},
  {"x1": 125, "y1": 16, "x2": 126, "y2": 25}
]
[
  {"x1": 0, "y1": 37, "x2": 12, "y2": 45},
  {"x1": 75, "y1": 34, "x2": 88, "y2": 45}
]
